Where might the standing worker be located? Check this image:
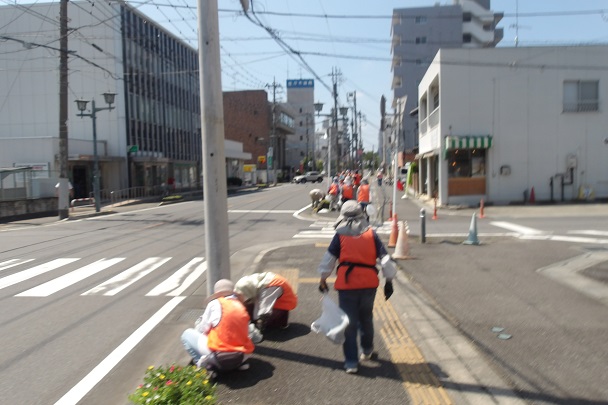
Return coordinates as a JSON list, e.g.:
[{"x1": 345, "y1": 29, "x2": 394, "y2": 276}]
[
  {"x1": 317, "y1": 200, "x2": 397, "y2": 374},
  {"x1": 356, "y1": 179, "x2": 371, "y2": 213},
  {"x1": 327, "y1": 177, "x2": 340, "y2": 211},
  {"x1": 340, "y1": 177, "x2": 355, "y2": 204}
]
